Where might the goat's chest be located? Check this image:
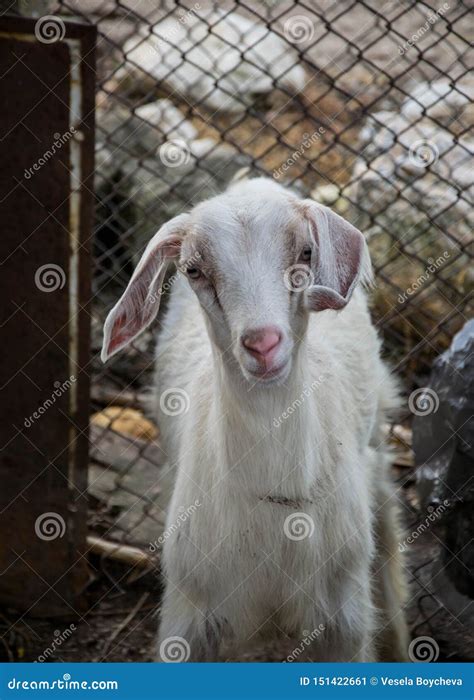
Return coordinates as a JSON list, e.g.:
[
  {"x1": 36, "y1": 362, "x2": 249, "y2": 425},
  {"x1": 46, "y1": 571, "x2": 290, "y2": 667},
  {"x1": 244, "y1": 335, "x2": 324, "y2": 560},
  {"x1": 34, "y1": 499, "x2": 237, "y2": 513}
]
[
  {"x1": 182, "y1": 481, "x2": 370, "y2": 621},
  {"x1": 202, "y1": 458, "x2": 367, "y2": 589},
  {"x1": 165, "y1": 413, "x2": 371, "y2": 612}
]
